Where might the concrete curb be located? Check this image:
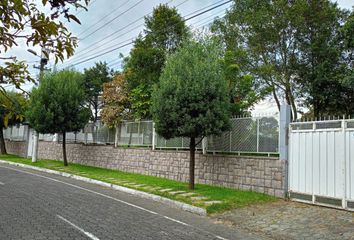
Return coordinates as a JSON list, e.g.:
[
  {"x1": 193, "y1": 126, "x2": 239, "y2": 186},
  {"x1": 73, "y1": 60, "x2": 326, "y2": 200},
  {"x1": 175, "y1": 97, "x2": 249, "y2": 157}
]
[{"x1": 0, "y1": 160, "x2": 207, "y2": 216}]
